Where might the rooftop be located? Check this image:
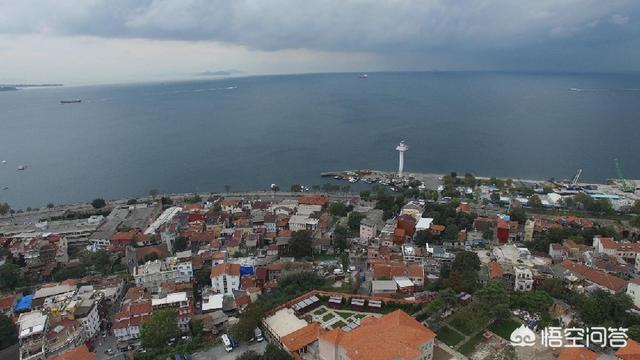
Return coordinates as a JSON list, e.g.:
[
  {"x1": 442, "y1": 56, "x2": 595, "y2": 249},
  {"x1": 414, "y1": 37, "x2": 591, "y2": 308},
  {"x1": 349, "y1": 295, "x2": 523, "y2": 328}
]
[{"x1": 263, "y1": 308, "x2": 308, "y2": 340}]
